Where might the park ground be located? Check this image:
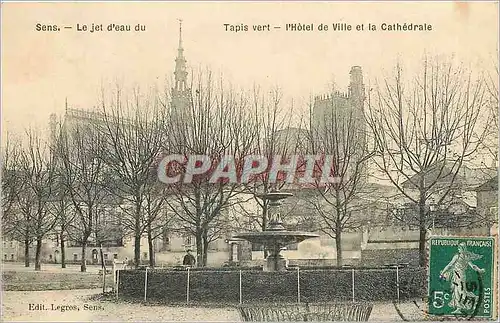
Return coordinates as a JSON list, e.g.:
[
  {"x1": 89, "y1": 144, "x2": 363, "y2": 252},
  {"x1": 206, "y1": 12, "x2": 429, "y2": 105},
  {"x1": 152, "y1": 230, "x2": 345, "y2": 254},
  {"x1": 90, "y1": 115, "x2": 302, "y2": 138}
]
[
  {"x1": 2, "y1": 289, "x2": 424, "y2": 321},
  {"x1": 2, "y1": 262, "x2": 424, "y2": 321}
]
